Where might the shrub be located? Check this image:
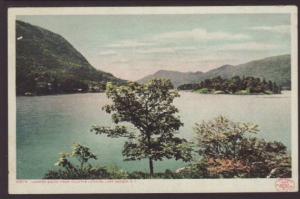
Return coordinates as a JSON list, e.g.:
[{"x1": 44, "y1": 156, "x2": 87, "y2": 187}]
[
  {"x1": 44, "y1": 143, "x2": 109, "y2": 179},
  {"x1": 195, "y1": 88, "x2": 210, "y2": 94},
  {"x1": 192, "y1": 116, "x2": 291, "y2": 178},
  {"x1": 44, "y1": 166, "x2": 111, "y2": 179}
]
